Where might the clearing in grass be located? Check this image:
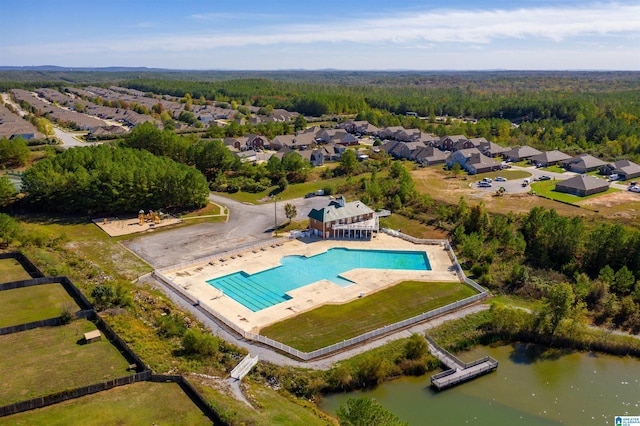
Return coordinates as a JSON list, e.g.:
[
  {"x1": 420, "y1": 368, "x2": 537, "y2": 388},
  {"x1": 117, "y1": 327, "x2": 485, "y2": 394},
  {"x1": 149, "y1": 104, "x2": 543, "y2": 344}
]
[
  {"x1": 0, "y1": 258, "x2": 32, "y2": 283},
  {"x1": 0, "y1": 381, "x2": 212, "y2": 426},
  {"x1": 260, "y1": 280, "x2": 477, "y2": 352},
  {"x1": 0, "y1": 283, "x2": 79, "y2": 327},
  {"x1": 0, "y1": 319, "x2": 133, "y2": 405}
]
